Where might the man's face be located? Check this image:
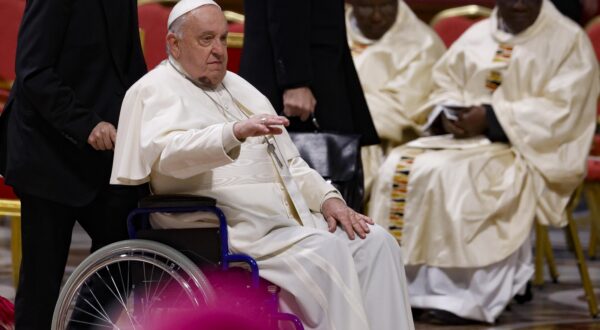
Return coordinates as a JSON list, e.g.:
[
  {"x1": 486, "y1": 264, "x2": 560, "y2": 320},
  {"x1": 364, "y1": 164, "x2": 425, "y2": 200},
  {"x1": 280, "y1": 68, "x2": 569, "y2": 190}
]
[
  {"x1": 496, "y1": 0, "x2": 543, "y2": 34},
  {"x1": 168, "y1": 5, "x2": 228, "y2": 88},
  {"x1": 352, "y1": 0, "x2": 398, "y2": 40}
]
